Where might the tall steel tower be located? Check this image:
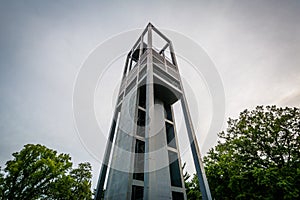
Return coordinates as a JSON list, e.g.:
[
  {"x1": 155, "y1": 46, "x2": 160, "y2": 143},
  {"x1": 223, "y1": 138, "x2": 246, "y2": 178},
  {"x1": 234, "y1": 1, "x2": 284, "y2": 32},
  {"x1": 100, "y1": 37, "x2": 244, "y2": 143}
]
[{"x1": 94, "y1": 23, "x2": 212, "y2": 200}]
